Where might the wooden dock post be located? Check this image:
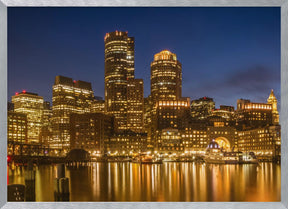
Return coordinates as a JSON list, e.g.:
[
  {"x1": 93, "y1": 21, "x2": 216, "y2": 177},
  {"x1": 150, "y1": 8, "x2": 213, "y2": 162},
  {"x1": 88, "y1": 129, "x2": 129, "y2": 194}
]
[
  {"x1": 54, "y1": 164, "x2": 70, "y2": 201},
  {"x1": 25, "y1": 161, "x2": 35, "y2": 201}
]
